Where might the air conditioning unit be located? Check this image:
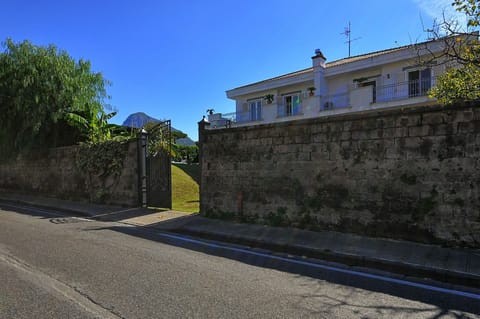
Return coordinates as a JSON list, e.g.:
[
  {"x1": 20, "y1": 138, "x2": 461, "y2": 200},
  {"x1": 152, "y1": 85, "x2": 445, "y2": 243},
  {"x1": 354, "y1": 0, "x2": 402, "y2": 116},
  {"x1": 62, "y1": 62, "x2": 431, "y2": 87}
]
[{"x1": 323, "y1": 101, "x2": 333, "y2": 109}]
